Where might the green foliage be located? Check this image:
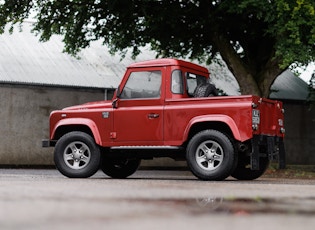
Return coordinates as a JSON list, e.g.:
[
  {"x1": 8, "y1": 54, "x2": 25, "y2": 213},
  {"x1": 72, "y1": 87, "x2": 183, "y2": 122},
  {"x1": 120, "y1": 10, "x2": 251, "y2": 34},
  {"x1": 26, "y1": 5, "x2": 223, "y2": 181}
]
[
  {"x1": 272, "y1": 0, "x2": 315, "y2": 67},
  {"x1": 1, "y1": 0, "x2": 314, "y2": 63},
  {"x1": 1, "y1": 0, "x2": 315, "y2": 95}
]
